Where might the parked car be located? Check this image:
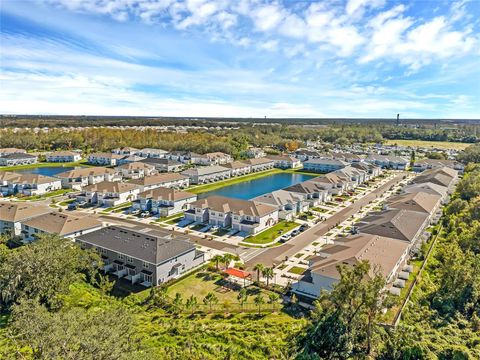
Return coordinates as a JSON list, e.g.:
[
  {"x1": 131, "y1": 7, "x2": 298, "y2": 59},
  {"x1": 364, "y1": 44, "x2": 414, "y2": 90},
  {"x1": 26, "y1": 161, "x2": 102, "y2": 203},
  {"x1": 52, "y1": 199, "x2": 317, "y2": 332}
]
[
  {"x1": 291, "y1": 229, "x2": 300, "y2": 236},
  {"x1": 140, "y1": 211, "x2": 150, "y2": 218},
  {"x1": 299, "y1": 224, "x2": 309, "y2": 232},
  {"x1": 279, "y1": 234, "x2": 290, "y2": 243},
  {"x1": 130, "y1": 209, "x2": 140, "y2": 215},
  {"x1": 67, "y1": 203, "x2": 77, "y2": 211}
]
